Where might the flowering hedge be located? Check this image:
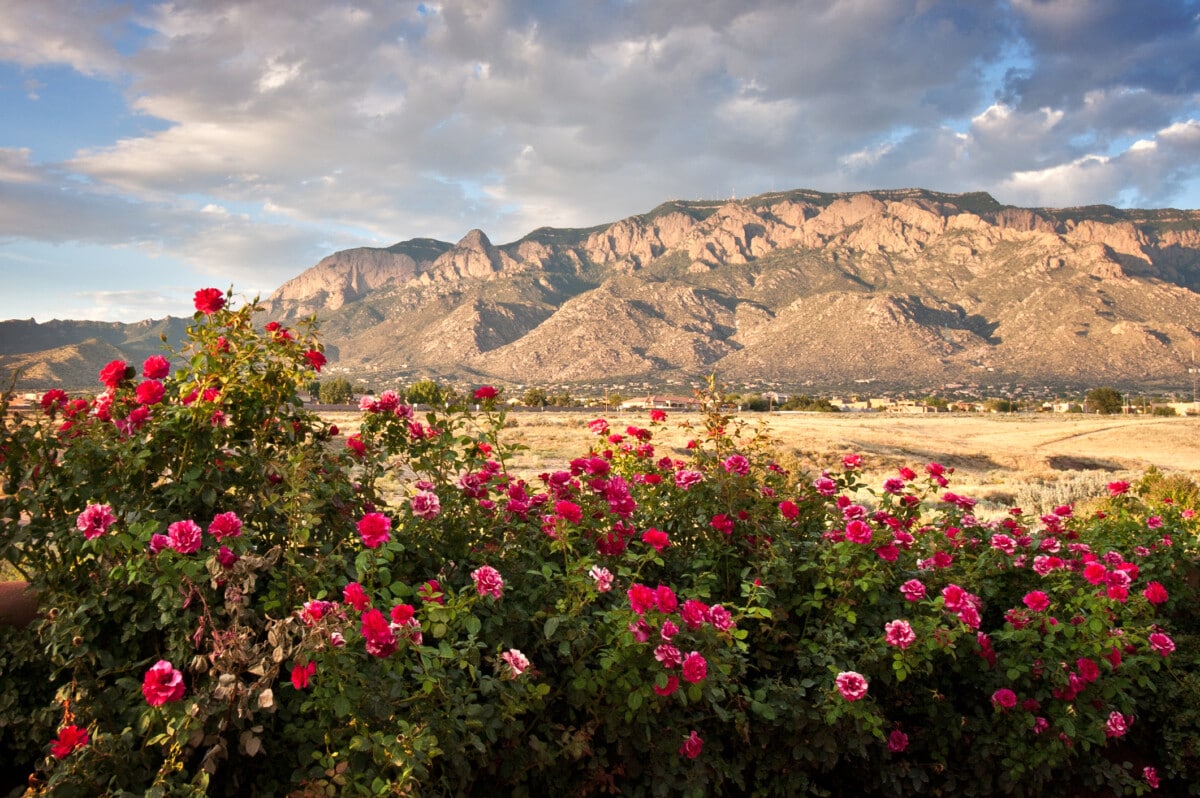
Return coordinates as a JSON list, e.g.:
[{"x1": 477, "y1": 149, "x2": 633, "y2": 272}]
[{"x1": 1, "y1": 289, "x2": 1198, "y2": 796}]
